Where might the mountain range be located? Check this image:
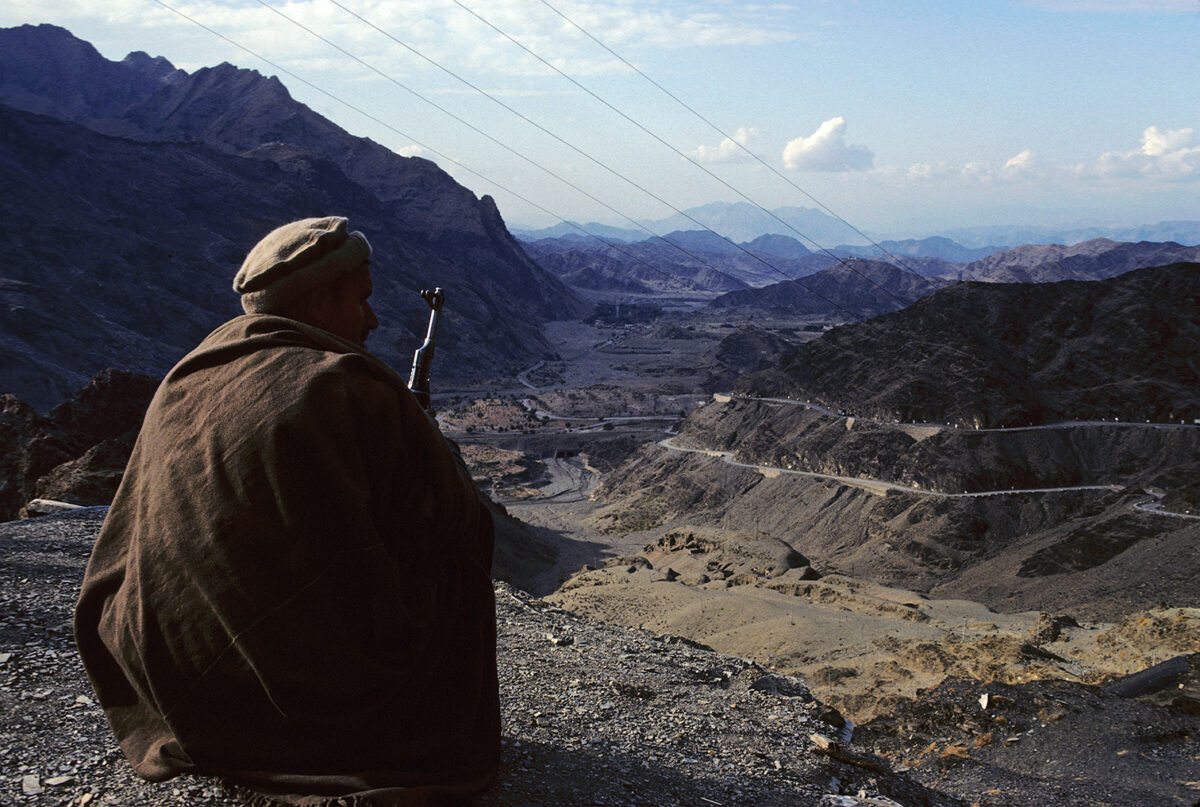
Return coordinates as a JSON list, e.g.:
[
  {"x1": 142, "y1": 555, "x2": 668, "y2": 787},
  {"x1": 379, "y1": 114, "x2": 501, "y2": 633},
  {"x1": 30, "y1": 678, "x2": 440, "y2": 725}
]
[
  {"x1": 949, "y1": 239, "x2": 1200, "y2": 283},
  {"x1": 523, "y1": 223, "x2": 1200, "y2": 319},
  {"x1": 0, "y1": 24, "x2": 582, "y2": 411},
  {"x1": 514, "y1": 200, "x2": 1200, "y2": 251}
]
